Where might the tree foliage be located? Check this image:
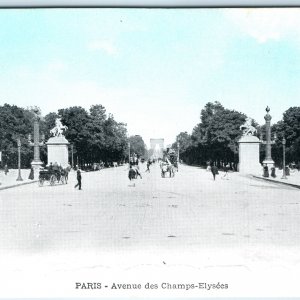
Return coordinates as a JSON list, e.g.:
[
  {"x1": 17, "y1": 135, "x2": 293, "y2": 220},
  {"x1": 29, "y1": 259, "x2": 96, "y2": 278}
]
[
  {"x1": 272, "y1": 107, "x2": 300, "y2": 166},
  {"x1": 0, "y1": 104, "x2": 35, "y2": 168},
  {"x1": 175, "y1": 101, "x2": 248, "y2": 167},
  {"x1": 128, "y1": 135, "x2": 146, "y2": 157},
  {"x1": 0, "y1": 103, "x2": 129, "y2": 168}
]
